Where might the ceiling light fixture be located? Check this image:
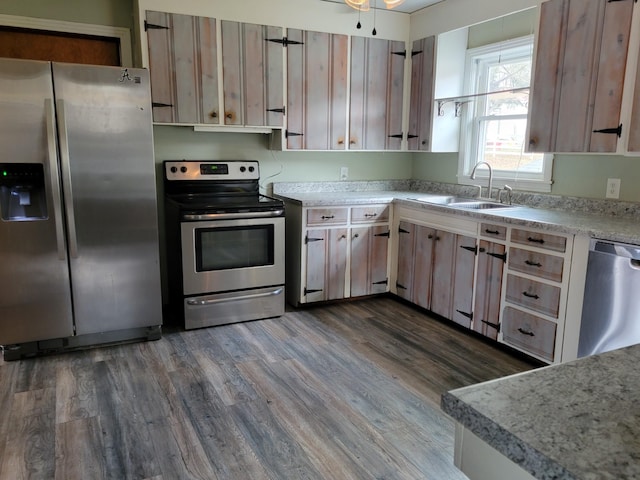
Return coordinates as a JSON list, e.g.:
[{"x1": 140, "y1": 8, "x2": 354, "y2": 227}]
[{"x1": 345, "y1": 0, "x2": 405, "y2": 10}]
